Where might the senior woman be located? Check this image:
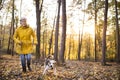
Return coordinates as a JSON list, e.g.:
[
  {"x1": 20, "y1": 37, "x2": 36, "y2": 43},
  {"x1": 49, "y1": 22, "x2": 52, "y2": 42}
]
[{"x1": 13, "y1": 17, "x2": 37, "y2": 73}]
